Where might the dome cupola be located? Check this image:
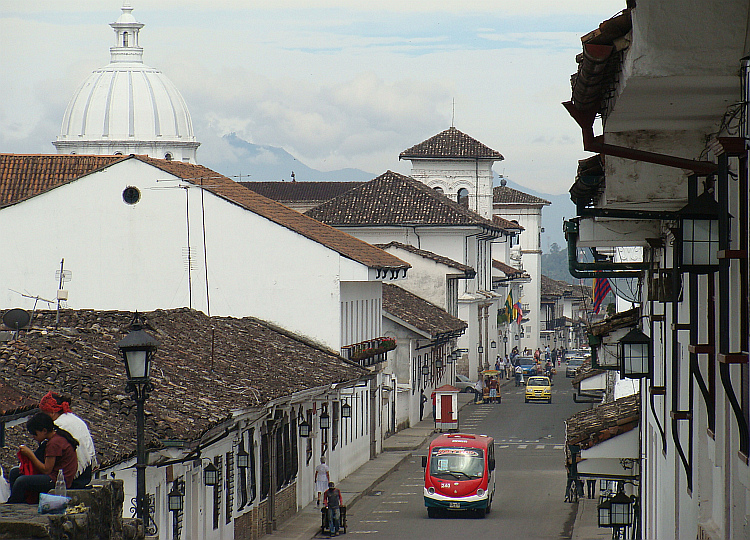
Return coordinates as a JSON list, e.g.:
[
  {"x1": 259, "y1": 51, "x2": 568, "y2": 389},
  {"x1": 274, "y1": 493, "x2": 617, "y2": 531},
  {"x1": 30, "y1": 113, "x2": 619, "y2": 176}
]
[{"x1": 54, "y1": 2, "x2": 200, "y2": 163}]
